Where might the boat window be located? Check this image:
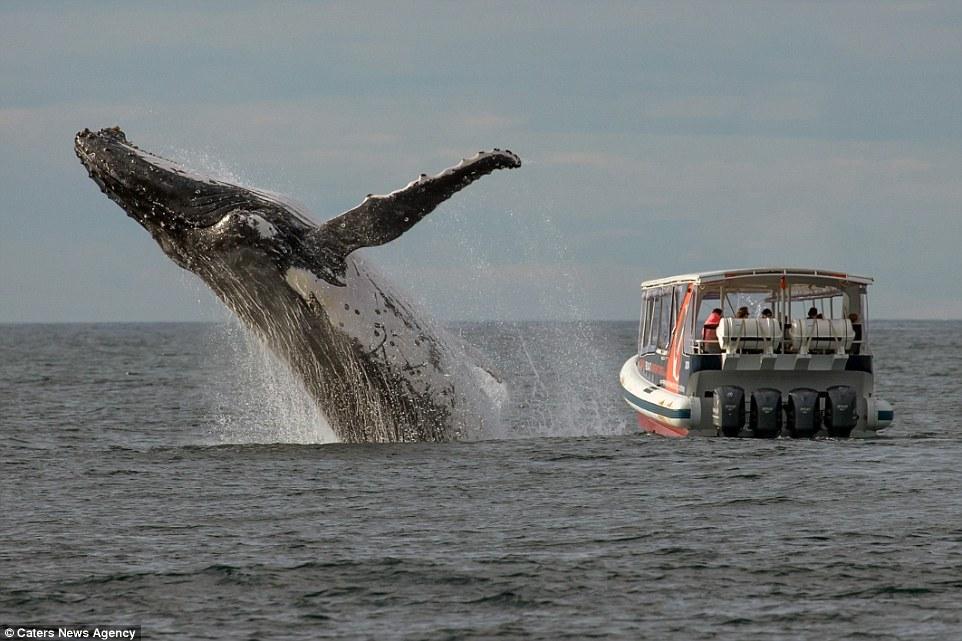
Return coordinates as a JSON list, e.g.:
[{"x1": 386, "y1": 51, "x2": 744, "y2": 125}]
[
  {"x1": 639, "y1": 289, "x2": 659, "y2": 354},
  {"x1": 657, "y1": 288, "x2": 672, "y2": 350},
  {"x1": 723, "y1": 291, "x2": 771, "y2": 318},
  {"x1": 694, "y1": 291, "x2": 718, "y2": 324},
  {"x1": 639, "y1": 293, "x2": 657, "y2": 354},
  {"x1": 648, "y1": 291, "x2": 662, "y2": 352},
  {"x1": 673, "y1": 284, "x2": 686, "y2": 323},
  {"x1": 692, "y1": 289, "x2": 721, "y2": 353},
  {"x1": 788, "y1": 290, "x2": 846, "y2": 322}
]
